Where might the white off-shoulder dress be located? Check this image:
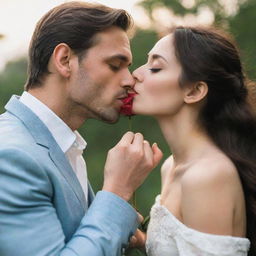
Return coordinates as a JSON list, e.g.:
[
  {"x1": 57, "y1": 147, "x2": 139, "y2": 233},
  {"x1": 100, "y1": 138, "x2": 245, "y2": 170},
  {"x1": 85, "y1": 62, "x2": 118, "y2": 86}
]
[{"x1": 146, "y1": 195, "x2": 250, "y2": 256}]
